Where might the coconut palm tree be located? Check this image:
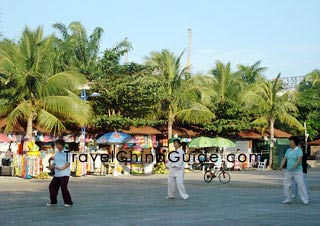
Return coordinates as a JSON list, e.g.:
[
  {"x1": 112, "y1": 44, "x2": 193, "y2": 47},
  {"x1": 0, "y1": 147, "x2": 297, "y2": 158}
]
[
  {"x1": 209, "y1": 61, "x2": 242, "y2": 103},
  {"x1": 145, "y1": 49, "x2": 214, "y2": 139},
  {"x1": 0, "y1": 26, "x2": 91, "y2": 138},
  {"x1": 237, "y1": 60, "x2": 266, "y2": 84},
  {"x1": 306, "y1": 69, "x2": 320, "y2": 86},
  {"x1": 241, "y1": 74, "x2": 304, "y2": 169},
  {"x1": 53, "y1": 21, "x2": 104, "y2": 78}
]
